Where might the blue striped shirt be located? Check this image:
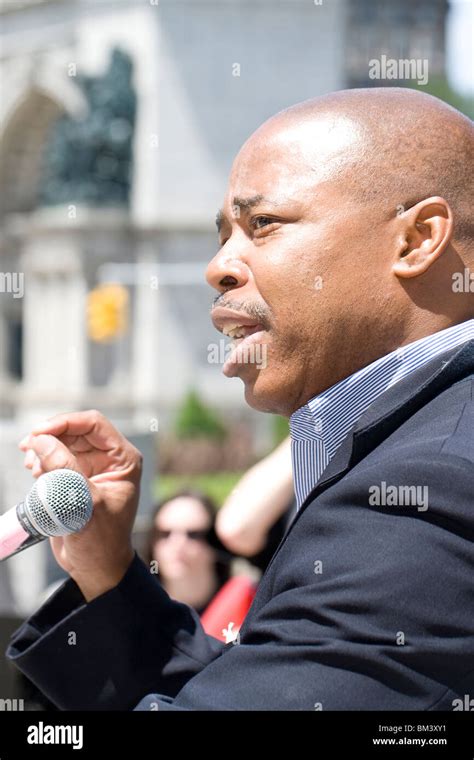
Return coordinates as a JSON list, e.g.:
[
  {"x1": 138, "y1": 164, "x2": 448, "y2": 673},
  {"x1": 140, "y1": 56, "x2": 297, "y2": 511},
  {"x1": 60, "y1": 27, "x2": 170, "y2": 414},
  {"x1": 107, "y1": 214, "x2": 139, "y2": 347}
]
[{"x1": 289, "y1": 320, "x2": 474, "y2": 508}]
